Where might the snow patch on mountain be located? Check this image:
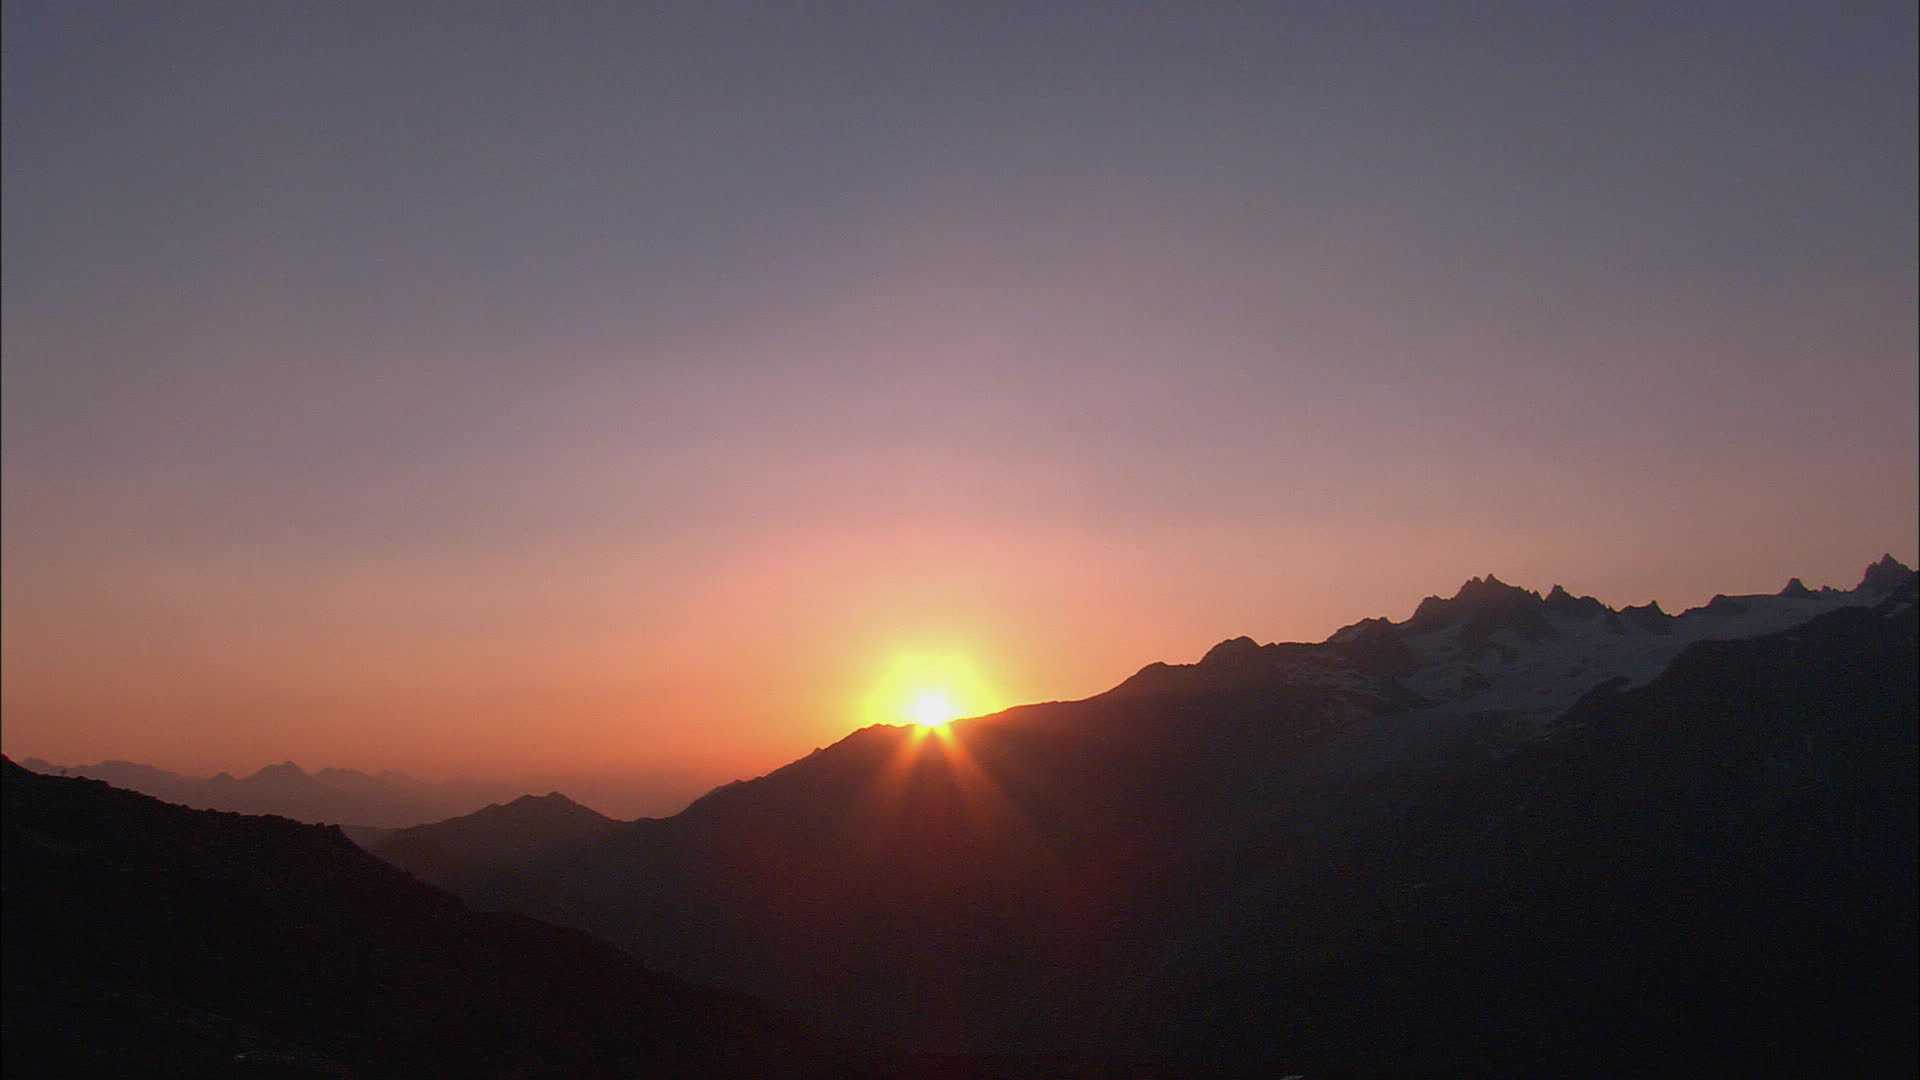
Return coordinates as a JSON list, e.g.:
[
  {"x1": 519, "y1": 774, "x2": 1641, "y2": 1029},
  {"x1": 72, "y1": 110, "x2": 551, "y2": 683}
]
[{"x1": 1270, "y1": 569, "x2": 1907, "y2": 792}]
